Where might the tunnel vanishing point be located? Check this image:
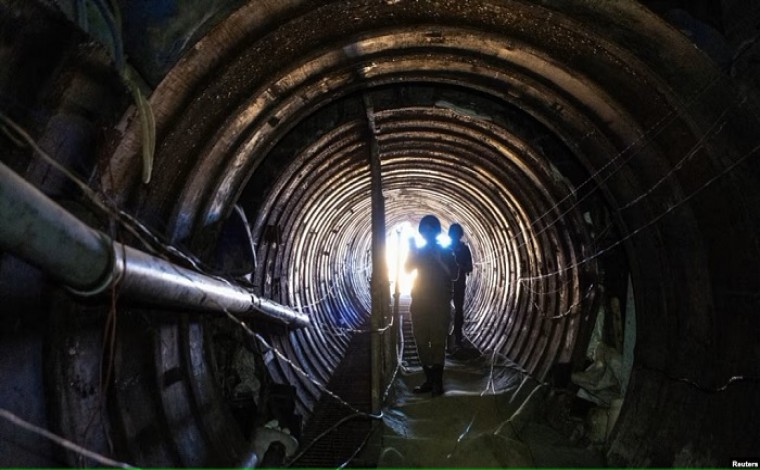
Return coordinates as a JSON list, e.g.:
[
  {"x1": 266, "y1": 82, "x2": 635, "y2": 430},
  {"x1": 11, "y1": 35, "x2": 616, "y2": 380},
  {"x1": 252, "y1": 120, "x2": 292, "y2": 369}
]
[{"x1": 1, "y1": 0, "x2": 760, "y2": 467}]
